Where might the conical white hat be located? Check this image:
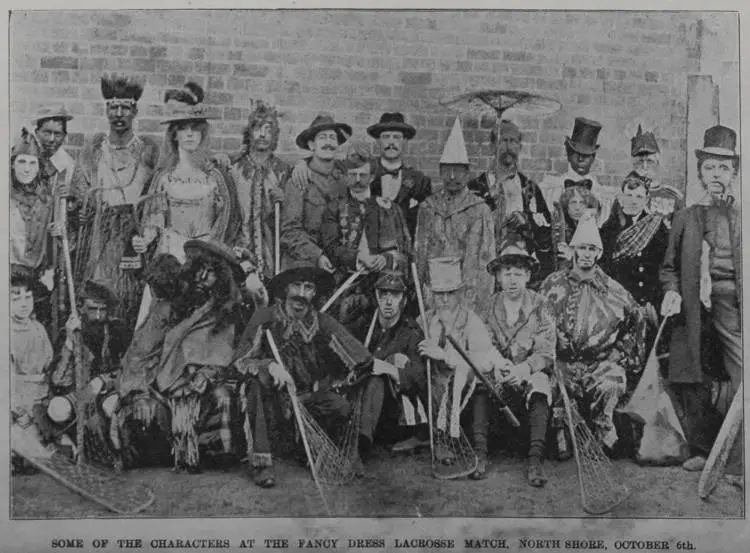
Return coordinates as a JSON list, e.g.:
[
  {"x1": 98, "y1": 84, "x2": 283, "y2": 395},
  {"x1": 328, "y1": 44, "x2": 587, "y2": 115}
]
[
  {"x1": 440, "y1": 116, "x2": 470, "y2": 165},
  {"x1": 569, "y1": 213, "x2": 602, "y2": 250}
]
